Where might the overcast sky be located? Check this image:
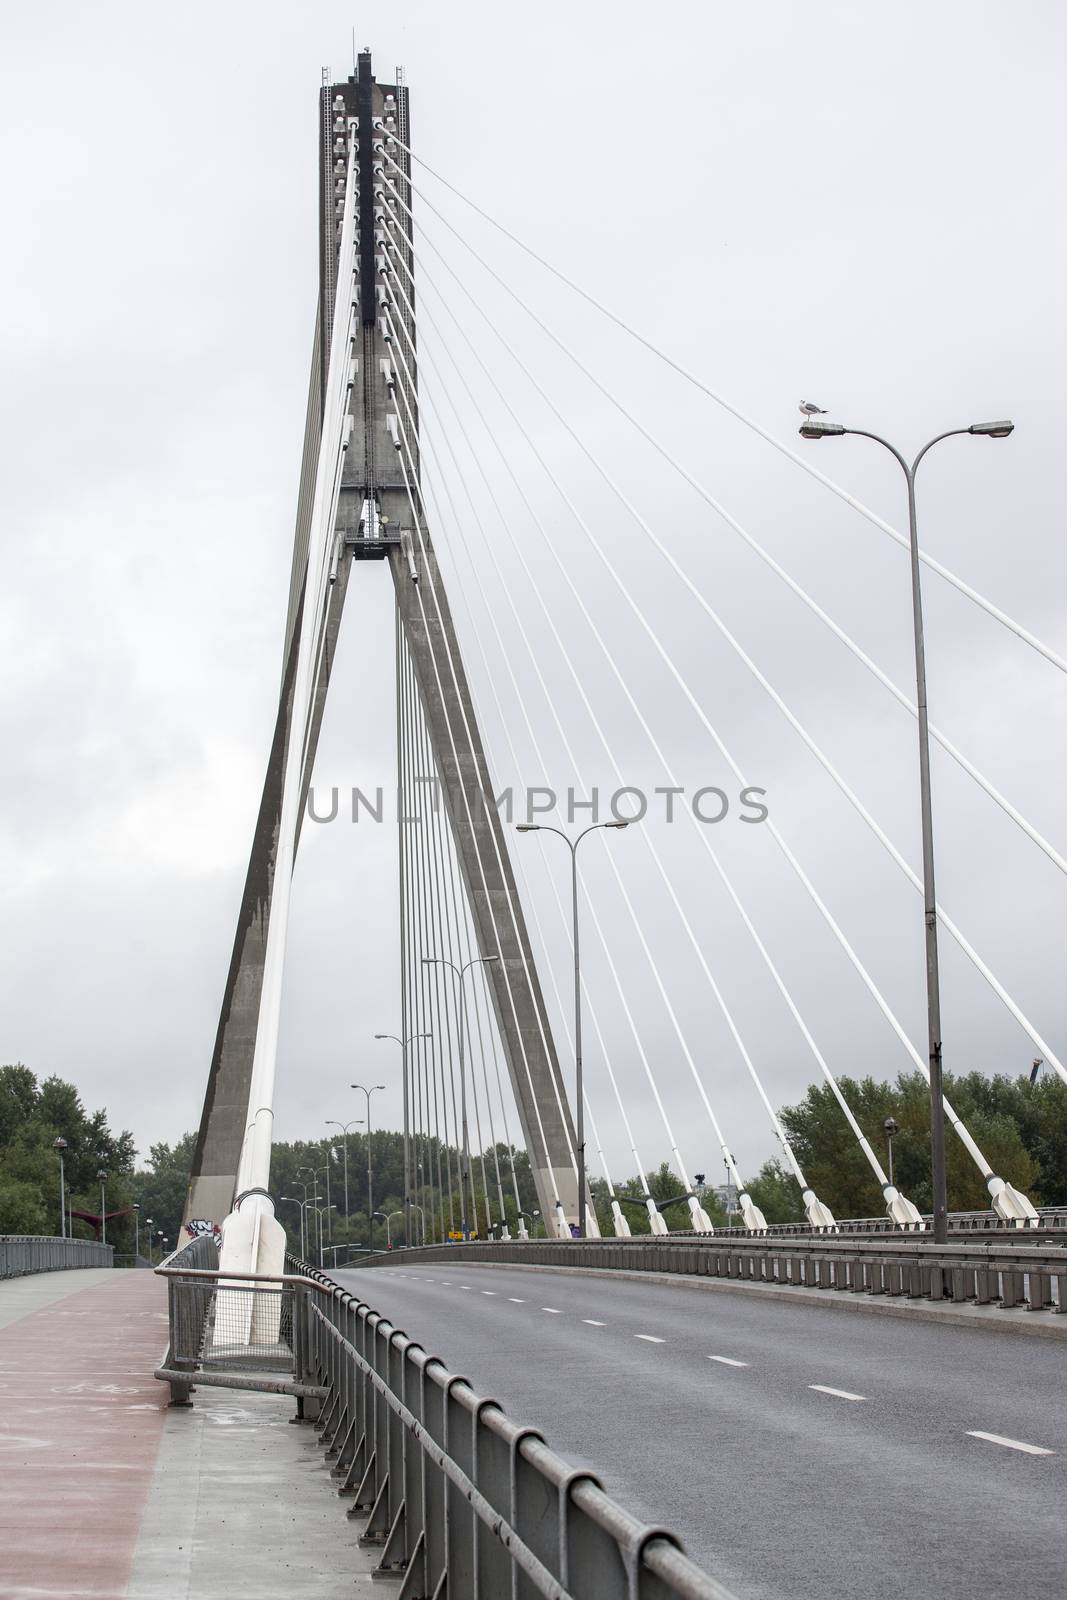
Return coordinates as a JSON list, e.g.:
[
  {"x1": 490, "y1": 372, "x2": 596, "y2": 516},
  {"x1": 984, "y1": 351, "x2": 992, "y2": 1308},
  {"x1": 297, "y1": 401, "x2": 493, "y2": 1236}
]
[{"x1": 2, "y1": 2, "x2": 1064, "y2": 1194}]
